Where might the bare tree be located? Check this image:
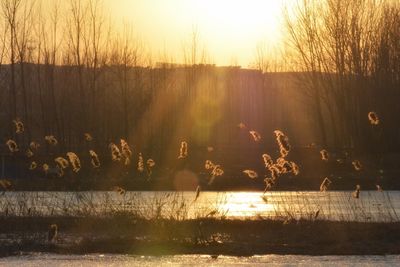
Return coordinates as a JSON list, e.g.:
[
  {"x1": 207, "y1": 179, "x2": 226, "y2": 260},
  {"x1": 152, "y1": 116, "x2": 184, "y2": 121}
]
[
  {"x1": 110, "y1": 22, "x2": 143, "y2": 139},
  {"x1": 15, "y1": 0, "x2": 35, "y2": 141},
  {"x1": 66, "y1": 0, "x2": 88, "y2": 140},
  {"x1": 284, "y1": 0, "x2": 400, "y2": 151},
  {"x1": 1, "y1": 0, "x2": 21, "y2": 122}
]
